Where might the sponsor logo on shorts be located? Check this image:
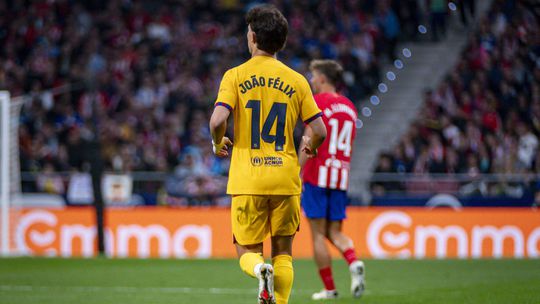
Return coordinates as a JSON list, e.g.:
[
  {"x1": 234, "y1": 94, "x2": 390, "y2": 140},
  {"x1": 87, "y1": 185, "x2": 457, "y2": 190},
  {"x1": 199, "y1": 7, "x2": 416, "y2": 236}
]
[{"x1": 251, "y1": 156, "x2": 283, "y2": 167}]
